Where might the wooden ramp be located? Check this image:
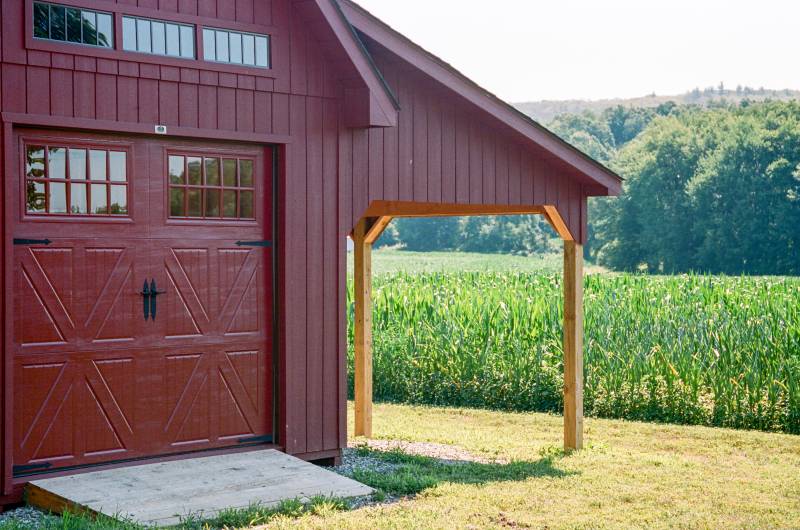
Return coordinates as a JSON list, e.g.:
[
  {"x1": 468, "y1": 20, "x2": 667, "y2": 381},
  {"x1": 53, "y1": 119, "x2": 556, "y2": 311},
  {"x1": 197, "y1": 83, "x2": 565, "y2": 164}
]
[{"x1": 26, "y1": 450, "x2": 373, "y2": 527}]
